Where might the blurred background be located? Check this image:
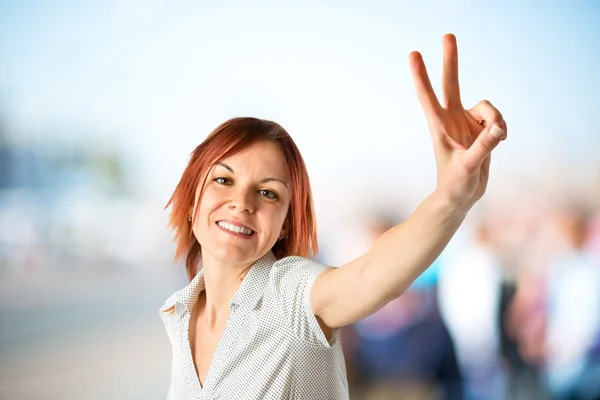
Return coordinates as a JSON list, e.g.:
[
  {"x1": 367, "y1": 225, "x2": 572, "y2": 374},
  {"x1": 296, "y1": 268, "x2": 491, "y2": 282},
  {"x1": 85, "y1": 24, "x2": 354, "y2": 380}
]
[{"x1": 1, "y1": 0, "x2": 599, "y2": 399}]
